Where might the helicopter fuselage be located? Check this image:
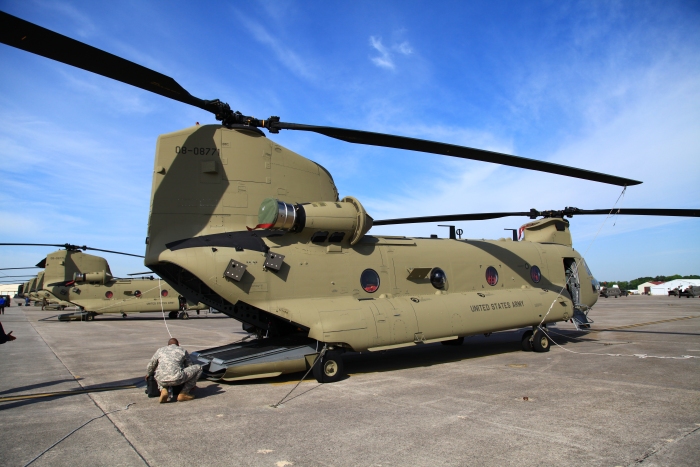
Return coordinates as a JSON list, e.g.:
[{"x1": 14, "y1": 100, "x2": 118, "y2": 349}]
[{"x1": 145, "y1": 125, "x2": 598, "y2": 353}]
